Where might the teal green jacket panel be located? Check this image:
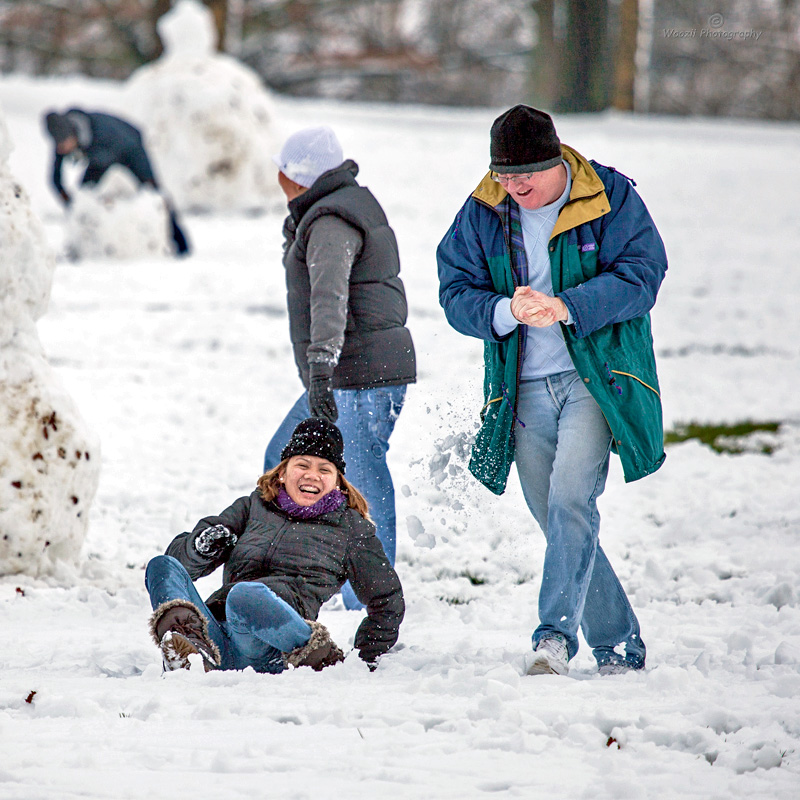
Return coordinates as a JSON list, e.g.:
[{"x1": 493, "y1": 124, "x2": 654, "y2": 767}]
[
  {"x1": 469, "y1": 249, "x2": 521, "y2": 496},
  {"x1": 552, "y1": 232, "x2": 666, "y2": 482}
]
